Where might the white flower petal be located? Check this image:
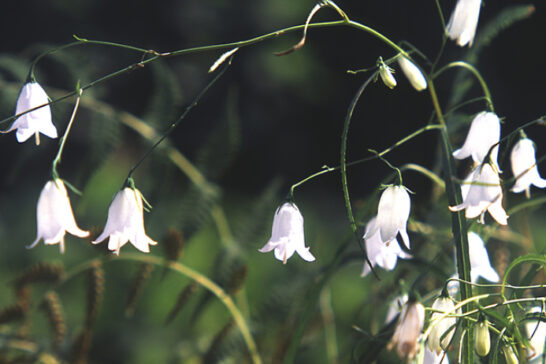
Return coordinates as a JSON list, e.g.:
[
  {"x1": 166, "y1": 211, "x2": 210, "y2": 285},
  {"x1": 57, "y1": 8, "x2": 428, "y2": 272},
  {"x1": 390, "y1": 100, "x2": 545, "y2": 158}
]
[
  {"x1": 376, "y1": 186, "x2": 411, "y2": 244},
  {"x1": 446, "y1": 0, "x2": 482, "y2": 47},
  {"x1": 28, "y1": 179, "x2": 89, "y2": 254},
  {"x1": 93, "y1": 187, "x2": 156, "y2": 255},
  {"x1": 453, "y1": 112, "x2": 500, "y2": 167},
  {"x1": 5, "y1": 83, "x2": 58, "y2": 143},
  {"x1": 259, "y1": 202, "x2": 315, "y2": 263},
  {"x1": 511, "y1": 138, "x2": 546, "y2": 197},
  {"x1": 468, "y1": 232, "x2": 499, "y2": 282},
  {"x1": 398, "y1": 56, "x2": 427, "y2": 91}
]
